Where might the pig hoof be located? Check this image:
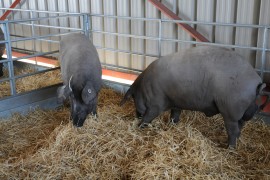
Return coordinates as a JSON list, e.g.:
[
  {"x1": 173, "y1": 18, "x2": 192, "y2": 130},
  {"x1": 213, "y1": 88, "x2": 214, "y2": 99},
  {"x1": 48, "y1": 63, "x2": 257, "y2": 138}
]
[
  {"x1": 170, "y1": 118, "x2": 178, "y2": 124},
  {"x1": 227, "y1": 145, "x2": 236, "y2": 150},
  {"x1": 139, "y1": 123, "x2": 148, "y2": 129},
  {"x1": 91, "y1": 113, "x2": 98, "y2": 120}
]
